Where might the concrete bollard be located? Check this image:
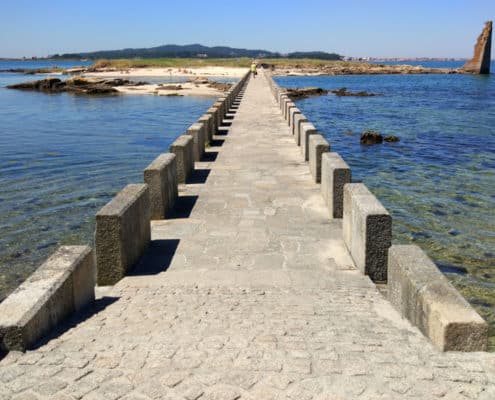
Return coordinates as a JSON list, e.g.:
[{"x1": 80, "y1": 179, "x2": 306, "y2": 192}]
[
  {"x1": 289, "y1": 107, "x2": 301, "y2": 129},
  {"x1": 199, "y1": 114, "x2": 214, "y2": 143},
  {"x1": 321, "y1": 153, "x2": 351, "y2": 218},
  {"x1": 300, "y1": 122, "x2": 317, "y2": 161},
  {"x1": 293, "y1": 114, "x2": 308, "y2": 143},
  {"x1": 95, "y1": 184, "x2": 150, "y2": 286},
  {"x1": 285, "y1": 101, "x2": 296, "y2": 122},
  {"x1": 169, "y1": 135, "x2": 194, "y2": 184},
  {"x1": 144, "y1": 153, "x2": 178, "y2": 220},
  {"x1": 0, "y1": 246, "x2": 95, "y2": 352},
  {"x1": 186, "y1": 122, "x2": 206, "y2": 161},
  {"x1": 213, "y1": 100, "x2": 224, "y2": 129},
  {"x1": 206, "y1": 107, "x2": 219, "y2": 135},
  {"x1": 281, "y1": 97, "x2": 290, "y2": 116},
  {"x1": 388, "y1": 245, "x2": 488, "y2": 351},
  {"x1": 308, "y1": 134, "x2": 330, "y2": 183},
  {"x1": 278, "y1": 93, "x2": 288, "y2": 107},
  {"x1": 342, "y1": 183, "x2": 391, "y2": 282}
]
